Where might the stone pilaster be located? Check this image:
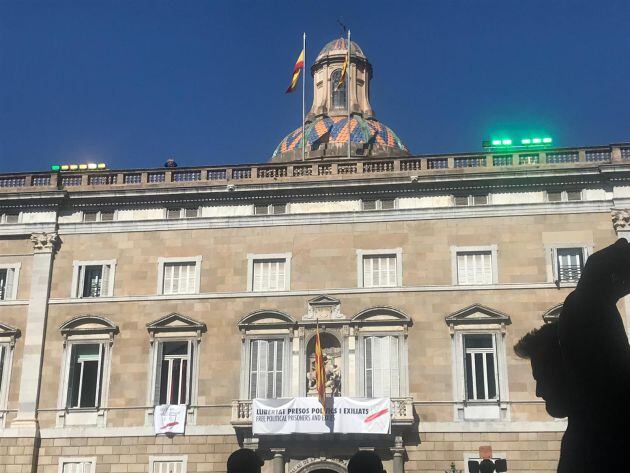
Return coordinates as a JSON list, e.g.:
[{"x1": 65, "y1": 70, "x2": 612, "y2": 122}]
[
  {"x1": 12, "y1": 232, "x2": 59, "y2": 429},
  {"x1": 270, "y1": 448, "x2": 285, "y2": 473}
]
